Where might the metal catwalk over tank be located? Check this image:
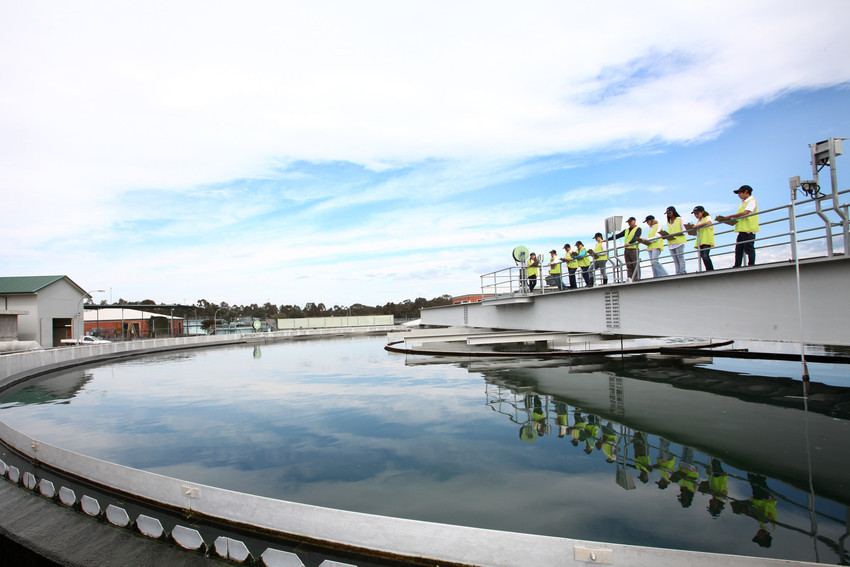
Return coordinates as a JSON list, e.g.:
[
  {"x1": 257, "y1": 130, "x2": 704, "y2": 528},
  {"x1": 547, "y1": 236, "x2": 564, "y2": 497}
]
[
  {"x1": 424, "y1": 137, "x2": 850, "y2": 345},
  {"x1": 421, "y1": 255, "x2": 850, "y2": 345}
]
